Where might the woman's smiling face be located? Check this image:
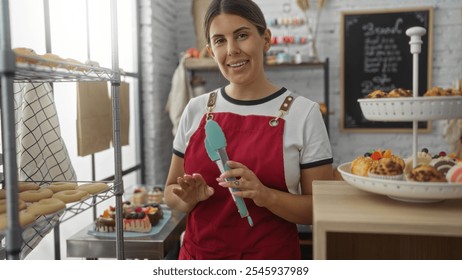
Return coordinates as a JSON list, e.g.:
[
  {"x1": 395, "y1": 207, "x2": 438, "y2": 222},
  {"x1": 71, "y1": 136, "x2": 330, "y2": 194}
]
[{"x1": 207, "y1": 13, "x2": 271, "y2": 87}]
